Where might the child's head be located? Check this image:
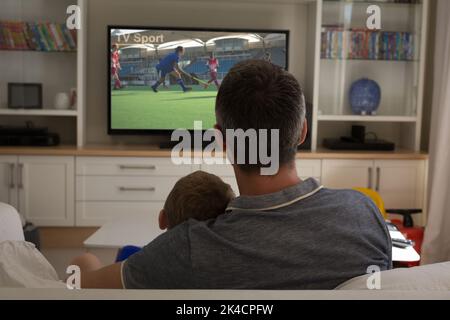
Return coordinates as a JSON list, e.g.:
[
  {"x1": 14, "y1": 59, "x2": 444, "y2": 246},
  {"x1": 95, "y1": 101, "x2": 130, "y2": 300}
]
[{"x1": 159, "y1": 171, "x2": 235, "y2": 230}]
